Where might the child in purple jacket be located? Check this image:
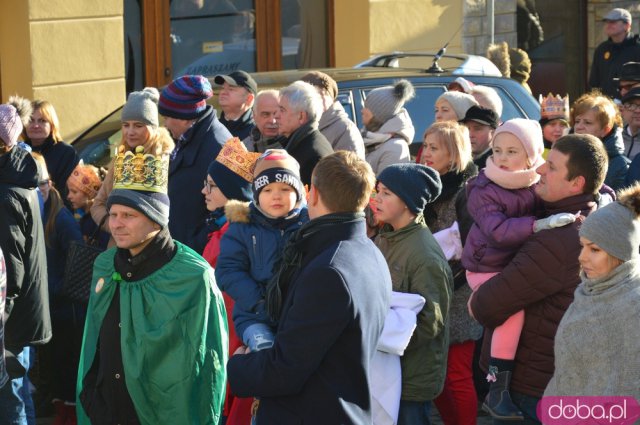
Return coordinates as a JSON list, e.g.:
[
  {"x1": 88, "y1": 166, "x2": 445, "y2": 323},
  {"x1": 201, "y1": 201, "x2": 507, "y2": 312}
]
[{"x1": 462, "y1": 119, "x2": 575, "y2": 420}]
